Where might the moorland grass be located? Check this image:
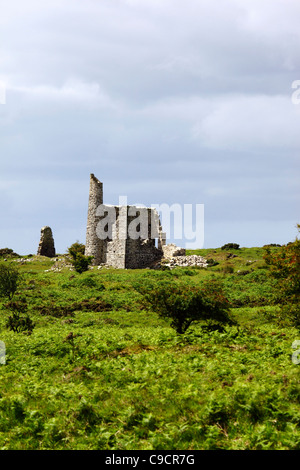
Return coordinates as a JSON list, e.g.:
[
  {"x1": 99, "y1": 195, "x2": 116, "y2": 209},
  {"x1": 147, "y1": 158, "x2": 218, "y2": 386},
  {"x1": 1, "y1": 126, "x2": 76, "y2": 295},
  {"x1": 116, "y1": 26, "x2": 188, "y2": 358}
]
[{"x1": 0, "y1": 247, "x2": 300, "y2": 450}]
